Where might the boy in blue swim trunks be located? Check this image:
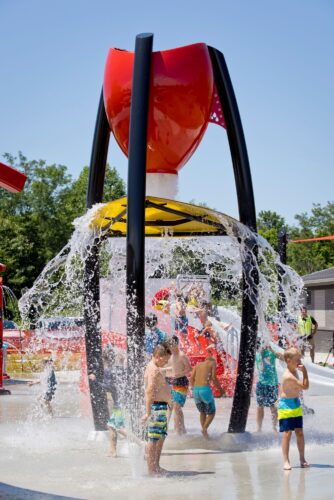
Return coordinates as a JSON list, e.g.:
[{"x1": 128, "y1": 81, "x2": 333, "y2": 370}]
[
  {"x1": 143, "y1": 342, "x2": 172, "y2": 475},
  {"x1": 255, "y1": 342, "x2": 284, "y2": 432},
  {"x1": 190, "y1": 345, "x2": 224, "y2": 439},
  {"x1": 278, "y1": 347, "x2": 309, "y2": 470}
]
